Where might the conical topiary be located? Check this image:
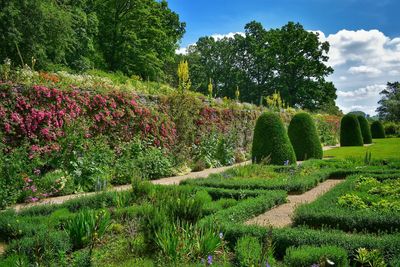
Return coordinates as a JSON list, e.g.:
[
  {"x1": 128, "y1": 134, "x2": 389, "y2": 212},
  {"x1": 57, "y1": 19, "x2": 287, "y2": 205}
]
[
  {"x1": 340, "y1": 114, "x2": 364, "y2": 146},
  {"x1": 357, "y1": 115, "x2": 372, "y2": 144},
  {"x1": 371, "y1": 121, "x2": 386, "y2": 139},
  {"x1": 251, "y1": 112, "x2": 296, "y2": 165},
  {"x1": 288, "y1": 113, "x2": 323, "y2": 161}
]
